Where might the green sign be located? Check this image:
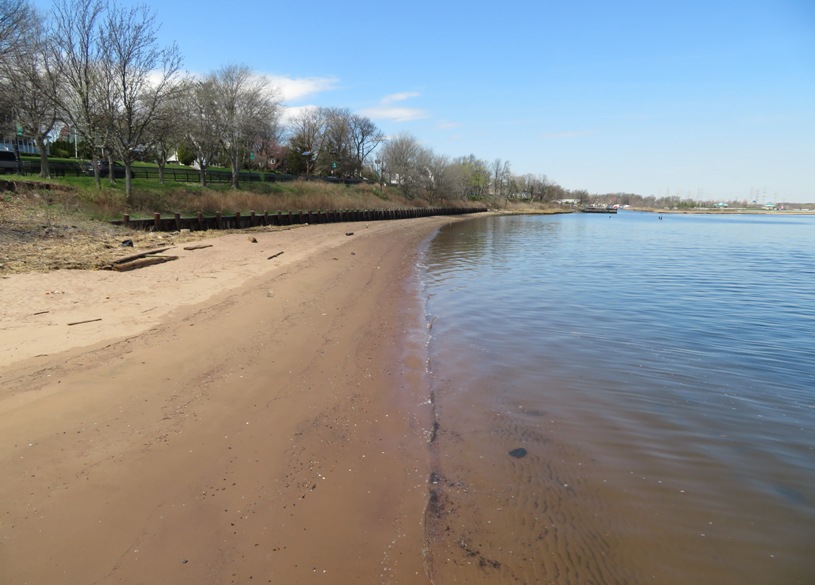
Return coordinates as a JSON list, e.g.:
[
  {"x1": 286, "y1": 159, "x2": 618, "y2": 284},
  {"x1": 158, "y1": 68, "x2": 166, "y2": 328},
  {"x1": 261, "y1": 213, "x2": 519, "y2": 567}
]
[
  {"x1": 331, "y1": 162, "x2": 337, "y2": 169},
  {"x1": 16, "y1": 124, "x2": 23, "y2": 137},
  {"x1": 249, "y1": 151, "x2": 255, "y2": 160}
]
